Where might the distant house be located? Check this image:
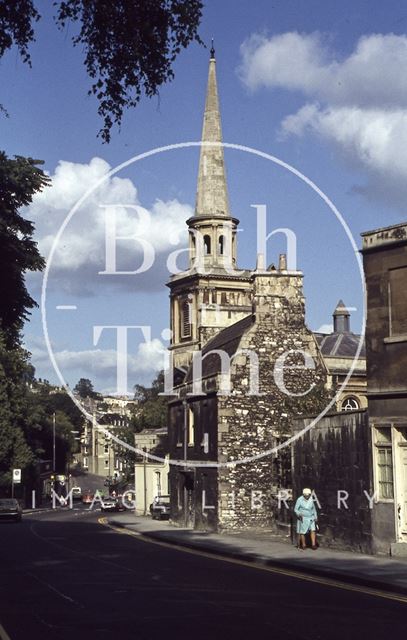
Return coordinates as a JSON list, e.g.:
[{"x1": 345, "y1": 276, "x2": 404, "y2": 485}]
[
  {"x1": 78, "y1": 406, "x2": 130, "y2": 480},
  {"x1": 314, "y1": 300, "x2": 367, "y2": 411},
  {"x1": 134, "y1": 428, "x2": 169, "y2": 516}
]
